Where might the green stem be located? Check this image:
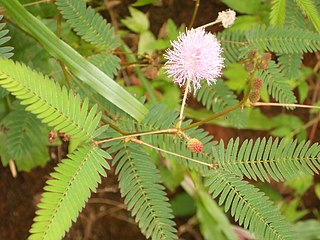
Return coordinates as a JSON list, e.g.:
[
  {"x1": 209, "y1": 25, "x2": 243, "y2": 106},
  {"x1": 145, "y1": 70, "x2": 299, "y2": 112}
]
[
  {"x1": 189, "y1": 0, "x2": 200, "y2": 29},
  {"x1": 177, "y1": 79, "x2": 191, "y2": 129}
]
